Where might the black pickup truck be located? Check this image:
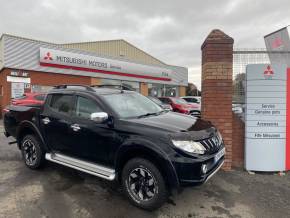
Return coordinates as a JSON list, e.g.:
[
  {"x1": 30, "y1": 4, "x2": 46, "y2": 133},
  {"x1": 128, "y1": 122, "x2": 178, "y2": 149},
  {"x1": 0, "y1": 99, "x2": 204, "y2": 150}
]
[{"x1": 3, "y1": 85, "x2": 225, "y2": 210}]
